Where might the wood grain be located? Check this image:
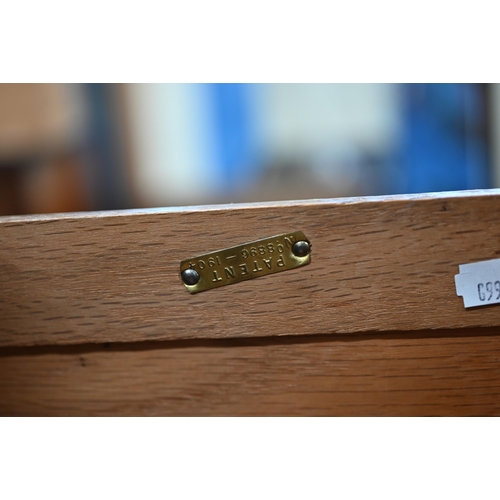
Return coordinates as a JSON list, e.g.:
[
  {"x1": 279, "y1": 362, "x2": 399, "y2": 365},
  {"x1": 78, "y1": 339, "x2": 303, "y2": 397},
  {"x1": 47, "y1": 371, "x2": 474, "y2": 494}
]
[
  {"x1": 2, "y1": 190, "x2": 500, "y2": 347},
  {"x1": 1, "y1": 328, "x2": 500, "y2": 416}
]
